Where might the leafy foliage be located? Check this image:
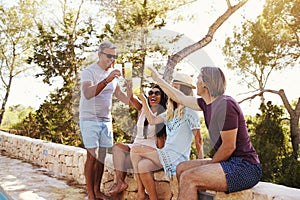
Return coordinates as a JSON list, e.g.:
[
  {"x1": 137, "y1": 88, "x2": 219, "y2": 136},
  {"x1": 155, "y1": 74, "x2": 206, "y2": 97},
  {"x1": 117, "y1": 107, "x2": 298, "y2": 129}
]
[
  {"x1": 11, "y1": 87, "x2": 83, "y2": 147},
  {"x1": 260, "y1": 0, "x2": 300, "y2": 64},
  {"x1": 278, "y1": 152, "x2": 300, "y2": 188},
  {"x1": 190, "y1": 117, "x2": 212, "y2": 160},
  {"x1": 12, "y1": 1, "x2": 99, "y2": 147},
  {"x1": 223, "y1": 0, "x2": 300, "y2": 103},
  {"x1": 102, "y1": 0, "x2": 195, "y2": 83},
  {"x1": 248, "y1": 101, "x2": 299, "y2": 187},
  {"x1": 0, "y1": 105, "x2": 33, "y2": 129},
  {"x1": 112, "y1": 100, "x2": 138, "y2": 143},
  {"x1": 223, "y1": 0, "x2": 300, "y2": 157},
  {"x1": 0, "y1": 0, "x2": 37, "y2": 125}
]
